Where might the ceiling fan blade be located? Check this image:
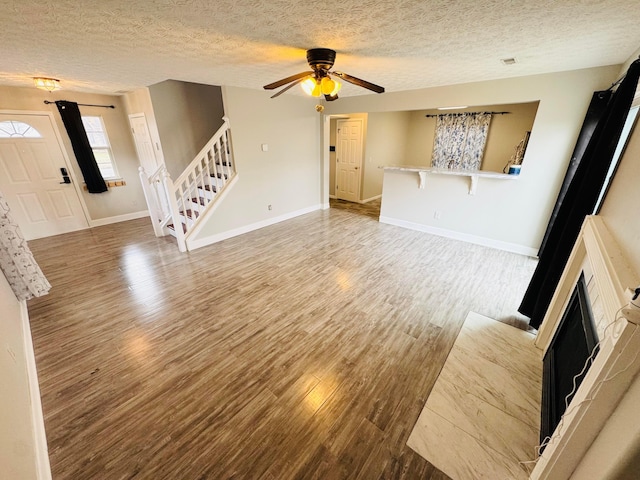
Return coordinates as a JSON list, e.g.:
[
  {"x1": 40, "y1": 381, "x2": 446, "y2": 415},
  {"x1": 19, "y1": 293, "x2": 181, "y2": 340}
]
[
  {"x1": 263, "y1": 71, "x2": 313, "y2": 90},
  {"x1": 324, "y1": 94, "x2": 339, "y2": 101},
  {"x1": 271, "y1": 78, "x2": 306, "y2": 98},
  {"x1": 333, "y1": 72, "x2": 385, "y2": 94}
]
